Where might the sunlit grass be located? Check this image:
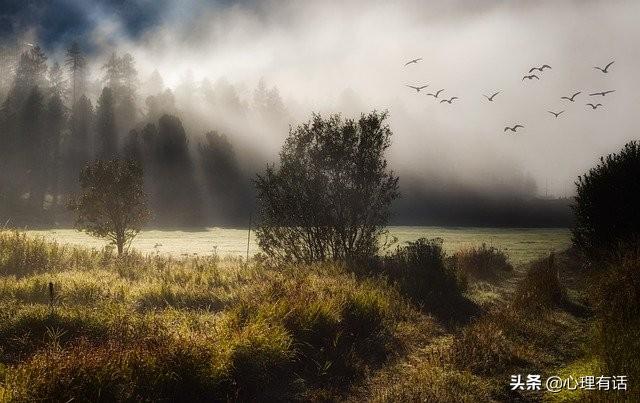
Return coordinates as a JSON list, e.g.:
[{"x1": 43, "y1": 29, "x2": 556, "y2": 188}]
[{"x1": 0, "y1": 230, "x2": 613, "y2": 401}]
